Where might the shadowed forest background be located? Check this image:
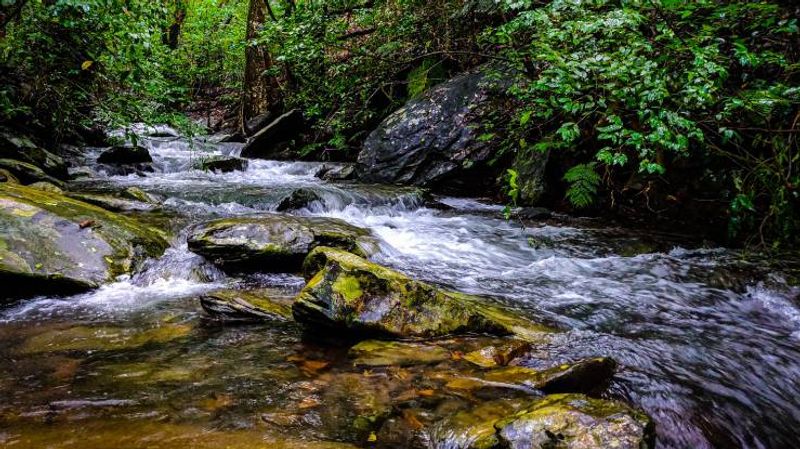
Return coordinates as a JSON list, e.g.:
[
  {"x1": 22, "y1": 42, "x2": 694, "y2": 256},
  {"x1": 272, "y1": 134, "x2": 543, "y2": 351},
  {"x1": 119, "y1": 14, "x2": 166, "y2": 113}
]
[{"x1": 1, "y1": 0, "x2": 798, "y2": 248}]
